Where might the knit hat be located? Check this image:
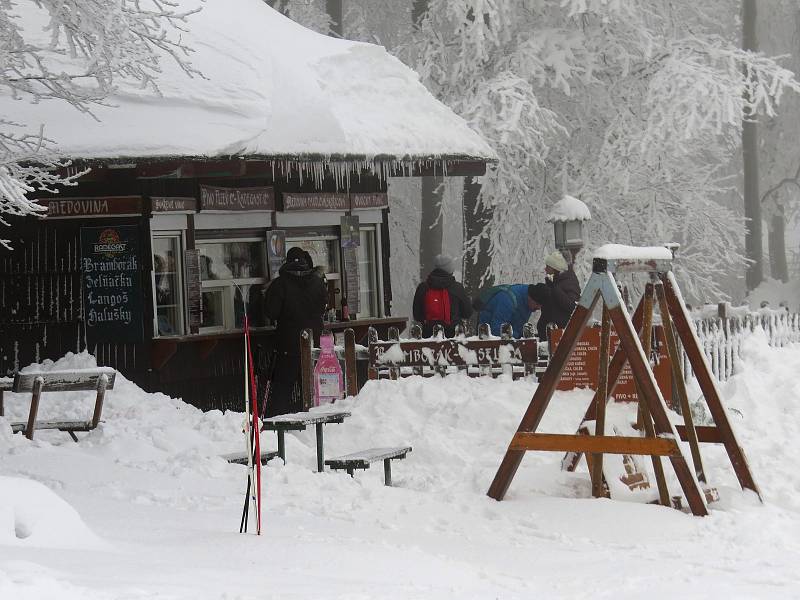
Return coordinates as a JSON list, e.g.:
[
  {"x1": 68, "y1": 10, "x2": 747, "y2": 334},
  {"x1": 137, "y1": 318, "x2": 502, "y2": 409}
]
[
  {"x1": 544, "y1": 251, "x2": 568, "y2": 272},
  {"x1": 433, "y1": 254, "x2": 456, "y2": 274},
  {"x1": 286, "y1": 246, "x2": 309, "y2": 268},
  {"x1": 528, "y1": 283, "x2": 549, "y2": 305}
]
